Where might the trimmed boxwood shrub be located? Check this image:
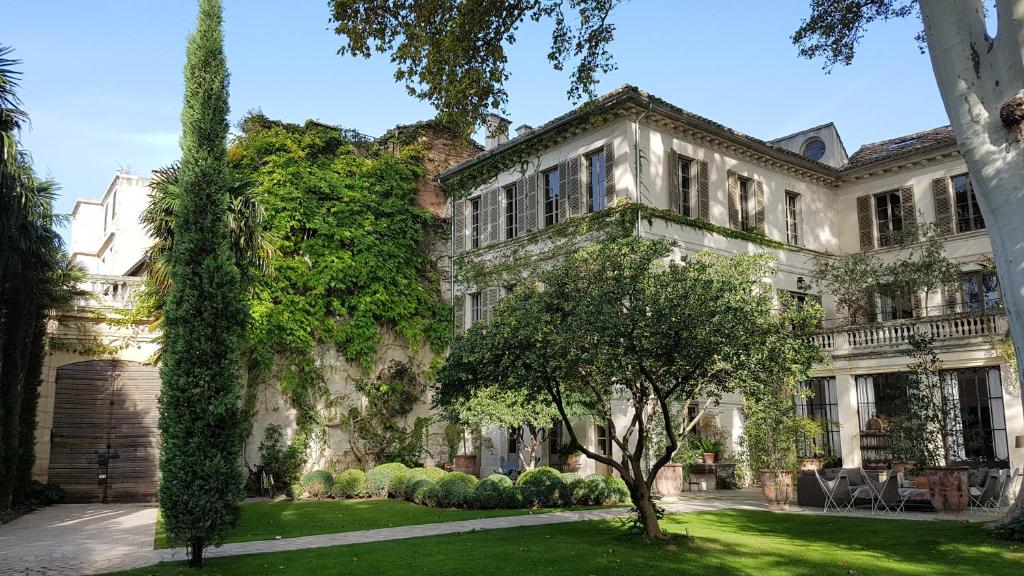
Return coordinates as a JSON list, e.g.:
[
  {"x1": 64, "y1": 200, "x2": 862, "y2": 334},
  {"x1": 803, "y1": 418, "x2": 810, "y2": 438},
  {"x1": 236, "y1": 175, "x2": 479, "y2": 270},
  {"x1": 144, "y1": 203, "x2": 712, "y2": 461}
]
[
  {"x1": 289, "y1": 482, "x2": 305, "y2": 499},
  {"x1": 409, "y1": 479, "x2": 436, "y2": 506},
  {"x1": 570, "y1": 476, "x2": 611, "y2": 505},
  {"x1": 434, "y1": 472, "x2": 478, "y2": 508},
  {"x1": 600, "y1": 474, "x2": 630, "y2": 503},
  {"x1": 516, "y1": 466, "x2": 567, "y2": 507},
  {"x1": 366, "y1": 463, "x2": 409, "y2": 498},
  {"x1": 332, "y1": 469, "x2": 367, "y2": 498},
  {"x1": 422, "y1": 466, "x2": 447, "y2": 482},
  {"x1": 472, "y1": 474, "x2": 513, "y2": 509},
  {"x1": 301, "y1": 470, "x2": 334, "y2": 499}
]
